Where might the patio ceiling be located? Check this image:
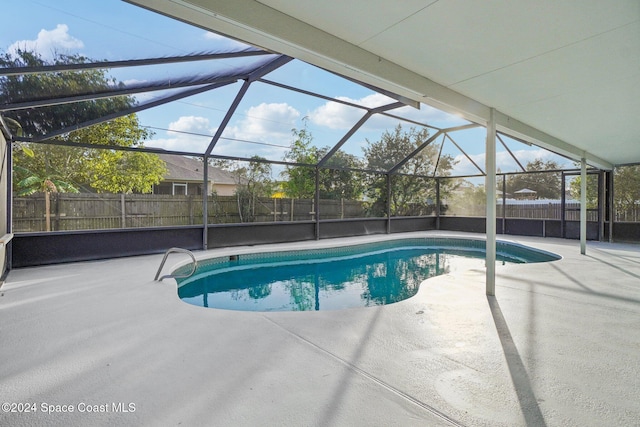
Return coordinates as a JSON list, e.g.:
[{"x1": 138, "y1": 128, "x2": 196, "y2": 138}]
[{"x1": 127, "y1": 0, "x2": 640, "y2": 170}]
